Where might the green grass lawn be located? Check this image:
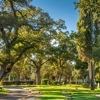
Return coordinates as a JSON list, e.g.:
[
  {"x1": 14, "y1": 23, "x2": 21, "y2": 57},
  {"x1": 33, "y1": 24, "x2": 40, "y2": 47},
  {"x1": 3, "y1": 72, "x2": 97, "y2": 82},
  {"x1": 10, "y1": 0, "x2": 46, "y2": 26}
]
[
  {"x1": 0, "y1": 88, "x2": 10, "y2": 94},
  {"x1": 22, "y1": 84, "x2": 100, "y2": 100}
]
